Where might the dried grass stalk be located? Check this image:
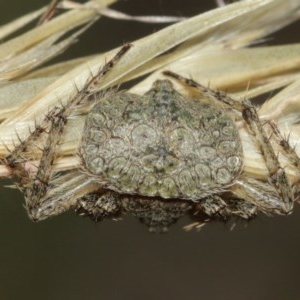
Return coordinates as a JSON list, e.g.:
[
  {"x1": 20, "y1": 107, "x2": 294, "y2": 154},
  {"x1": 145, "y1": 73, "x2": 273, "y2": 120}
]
[{"x1": 0, "y1": 0, "x2": 299, "y2": 186}]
